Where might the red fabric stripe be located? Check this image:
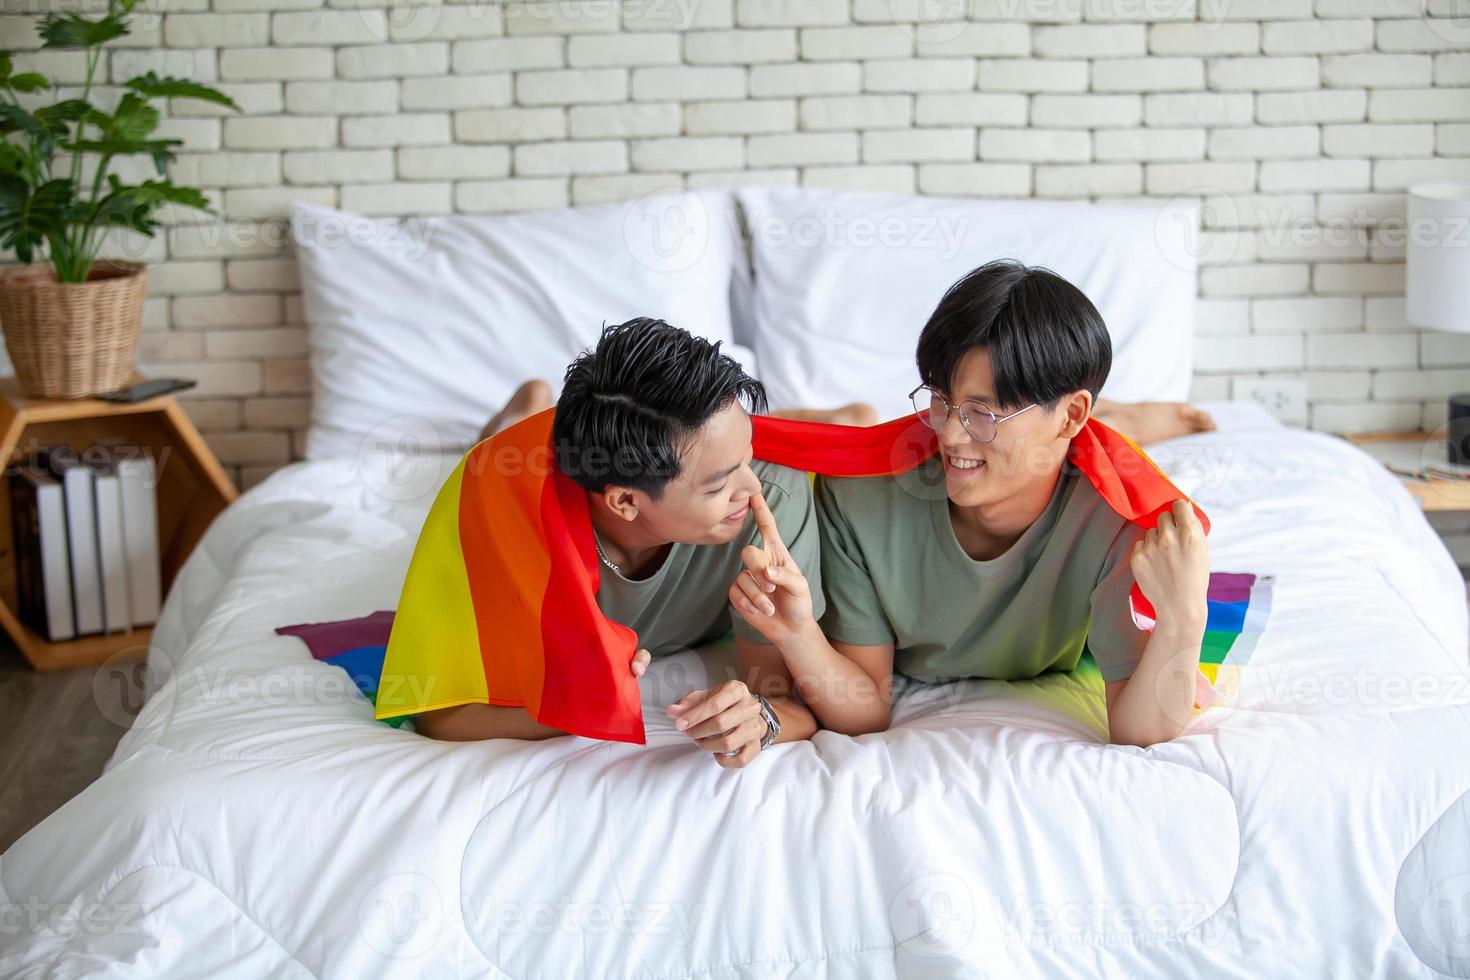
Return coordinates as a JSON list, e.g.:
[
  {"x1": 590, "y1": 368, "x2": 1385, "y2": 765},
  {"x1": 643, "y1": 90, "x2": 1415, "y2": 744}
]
[{"x1": 535, "y1": 465, "x2": 644, "y2": 743}]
